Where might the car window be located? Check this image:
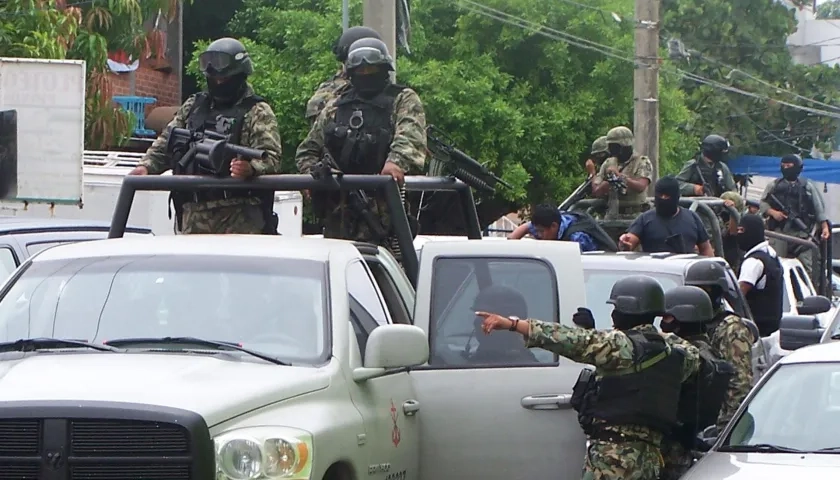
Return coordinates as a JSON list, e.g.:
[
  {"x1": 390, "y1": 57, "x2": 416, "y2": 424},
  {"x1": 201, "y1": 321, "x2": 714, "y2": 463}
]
[
  {"x1": 0, "y1": 247, "x2": 17, "y2": 282},
  {"x1": 790, "y1": 270, "x2": 805, "y2": 303},
  {"x1": 795, "y1": 266, "x2": 815, "y2": 295},
  {"x1": 0, "y1": 255, "x2": 329, "y2": 364},
  {"x1": 26, "y1": 241, "x2": 75, "y2": 256},
  {"x1": 724, "y1": 363, "x2": 840, "y2": 452},
  {"x1": 347, "y1": 260, "x2": 389, "y2": 327},
  {"x1": 583, "y1": 270, "x2": 683, "y2": 330},
  {"x1": 428, "y1": 257, "x2": 558, "y2": 367}
]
